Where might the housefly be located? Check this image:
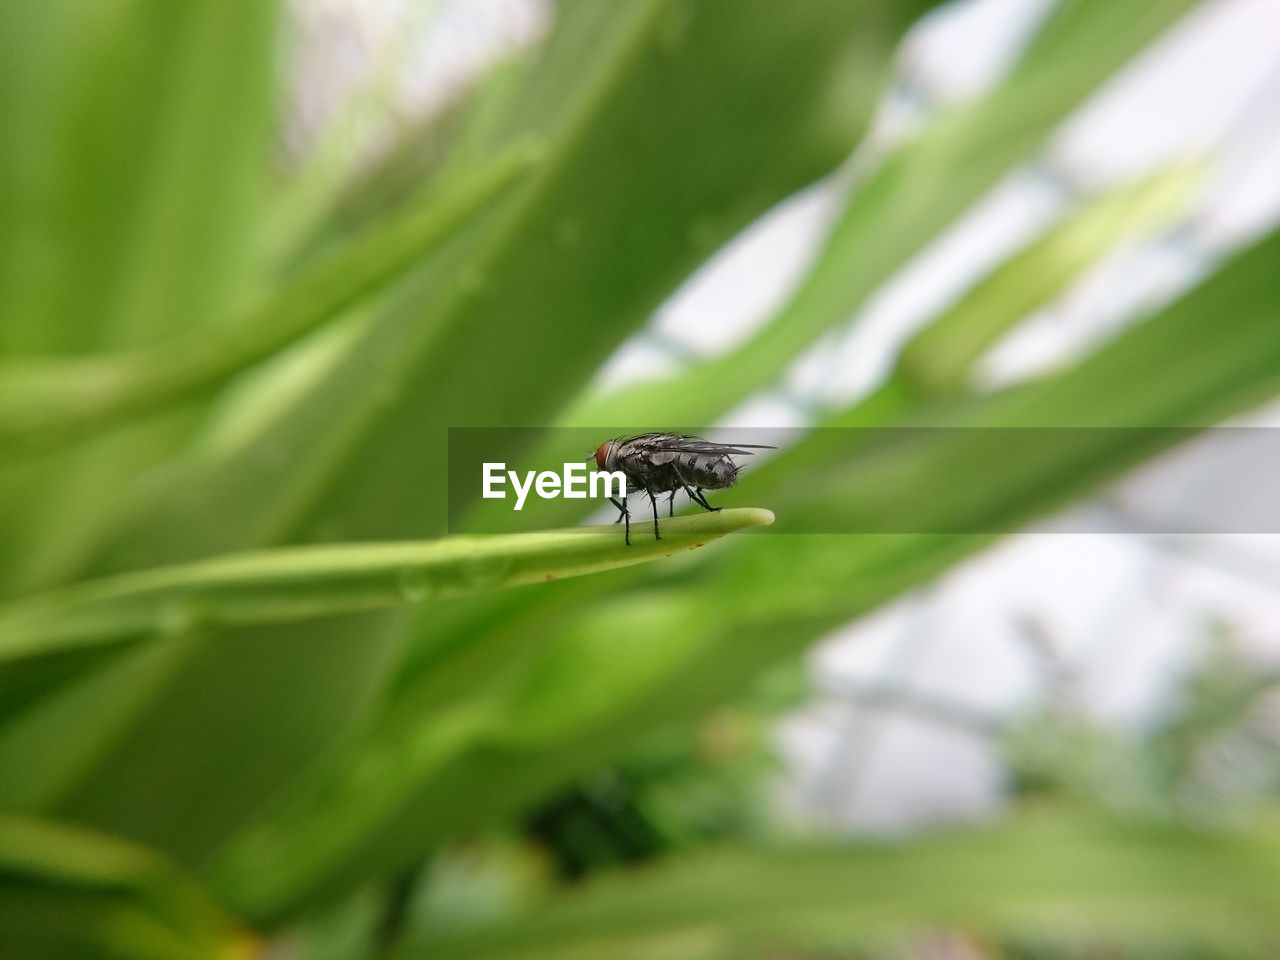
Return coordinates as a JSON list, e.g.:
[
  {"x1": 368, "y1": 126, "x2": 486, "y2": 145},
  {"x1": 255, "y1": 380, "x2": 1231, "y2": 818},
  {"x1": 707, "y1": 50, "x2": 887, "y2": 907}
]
[{"x1": 592, "y1": 433, "x2": 774, "y2": 545}]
